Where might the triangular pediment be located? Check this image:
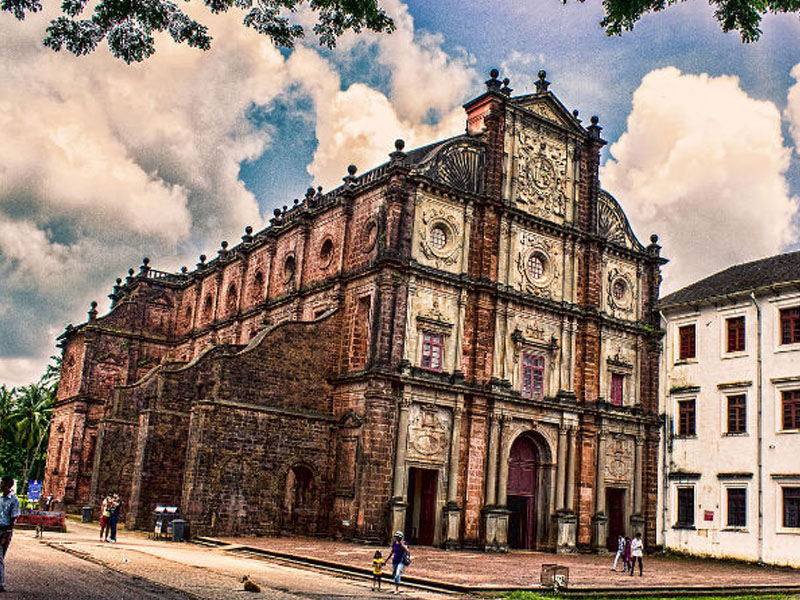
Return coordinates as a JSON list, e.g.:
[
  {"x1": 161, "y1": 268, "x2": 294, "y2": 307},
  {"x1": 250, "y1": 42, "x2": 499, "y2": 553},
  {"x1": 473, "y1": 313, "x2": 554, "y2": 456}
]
[{"x1": 512, "y1": 93, "x2": 585, "y2": 134}]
